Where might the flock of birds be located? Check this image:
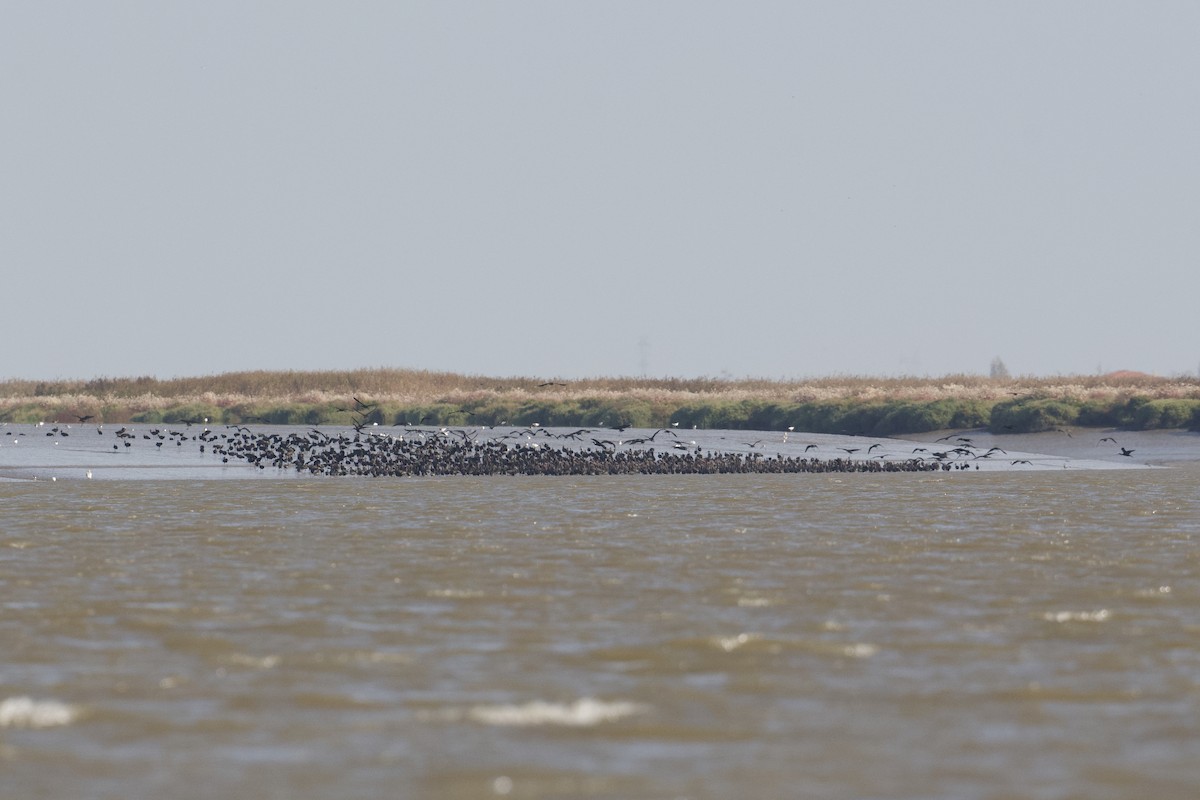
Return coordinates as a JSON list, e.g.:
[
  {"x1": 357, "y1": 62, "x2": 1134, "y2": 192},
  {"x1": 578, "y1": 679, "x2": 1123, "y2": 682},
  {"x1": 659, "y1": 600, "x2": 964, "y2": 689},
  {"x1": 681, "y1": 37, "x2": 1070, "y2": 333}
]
[{"x1": 0, "y1": 399, "x2": 1144, "y2": 479}]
